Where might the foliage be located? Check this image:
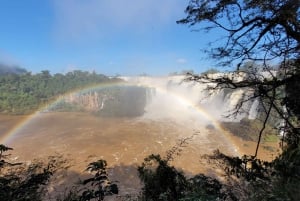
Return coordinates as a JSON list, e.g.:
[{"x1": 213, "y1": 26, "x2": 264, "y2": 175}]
[
  {"x1": 138, "y1": 154, "x2": 188, "y2": 201},
  {"x1": 0, "y1": 145, "x2": 120, "y2": 201},
  {"x1": 178, "y1": 0, "x2": 300, "y2": 200},
  {"x1": 0, "y1": 144, "x2": 14, "y2": 168},
  {"x1": 202, "y1": 147, "x2": 300, "y2": 201},
  {"x1": 0, "y1": 70, "x2": 122, "y2": 114},
  {"x1": 284, "y1": 61, "x2": 300, "y2": 120},
  {"x1": 178, "y1": 0, "x2": 299, "y2": 68},
  {"x1": 79, "y1": 160, "x2": 118, "y2": 201},
  {"x1": 137, "y1": 151, "x2": 241, "y2": 201},
  {"x1": 1, "y1": 1, "x2": 299, "y2": 200},
  {"x1": 178, "y1": 0, "x2": 300, "y2": 151},
  {"x1": 201, "y1": 68, "x2": 220, "y2": 75},
  {"x1": 181, "y1": 174, "x2": 226, "y2": 201},
  {"x1": 222, "y1": 118, "x2": 278, "y2": 142},
  {"x1": 137, "y1": 137, "x2": 232, "y2": 201},
  {"x1": 204, "y1": 150, "x2": 272, "y2": 181},
  {"x1": 0, "y1": 144, "x2": 68, "y2": 201}
]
